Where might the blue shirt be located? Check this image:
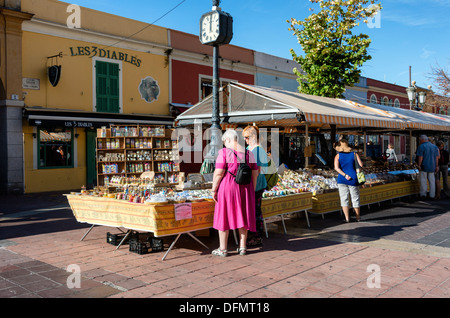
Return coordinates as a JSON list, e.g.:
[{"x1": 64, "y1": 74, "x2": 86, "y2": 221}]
[
  {"x1": 416, "y1": 142, "x2": 439, "y2": 172},
  {"x1": 249, "y1": 145, "x2": 268, "y2": 191},
  {"x1": 337, "y1": 152, "x2": 359, "y2": 186}
]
